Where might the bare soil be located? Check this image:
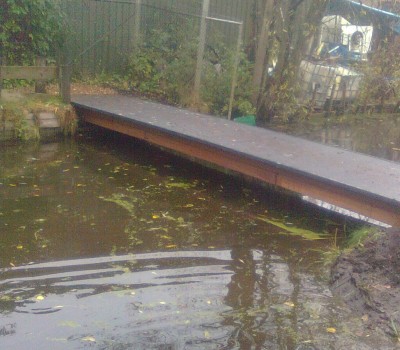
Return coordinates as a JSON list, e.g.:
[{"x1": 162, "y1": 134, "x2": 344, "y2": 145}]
[{"x1": 331, "y1": 228, "x2": 400, "y2": 339}]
